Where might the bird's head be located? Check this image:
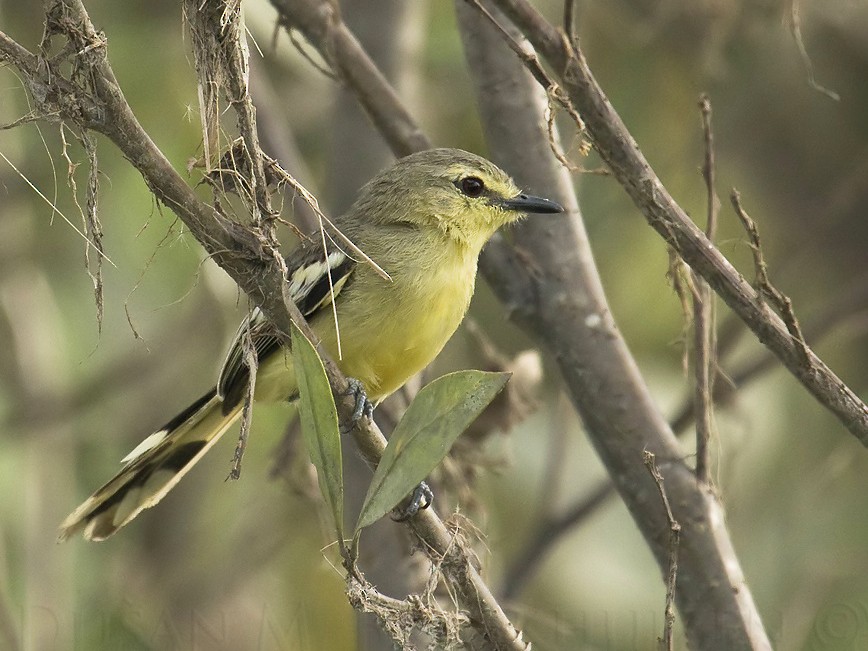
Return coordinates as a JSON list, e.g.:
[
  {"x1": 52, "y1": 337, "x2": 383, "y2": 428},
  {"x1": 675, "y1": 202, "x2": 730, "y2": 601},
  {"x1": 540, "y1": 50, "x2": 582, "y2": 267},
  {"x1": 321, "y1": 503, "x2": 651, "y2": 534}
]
[{"x1": 348, "y1": 148, "x2": 564, "y2": 251}]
